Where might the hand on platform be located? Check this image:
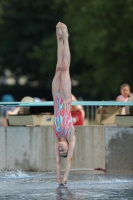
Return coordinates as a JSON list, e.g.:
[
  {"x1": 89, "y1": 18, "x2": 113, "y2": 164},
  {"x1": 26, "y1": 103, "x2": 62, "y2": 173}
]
[
  {"x1": 62, "y1": 177, "x2": 67, "y2": 185},
  {"x1": 58, "y1": 178, "x2": 62, "y2": 184}
]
